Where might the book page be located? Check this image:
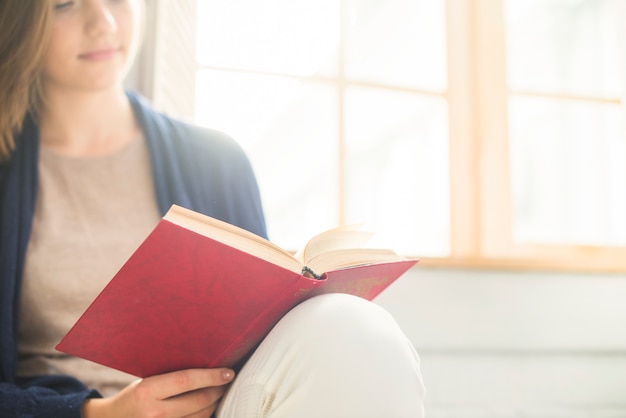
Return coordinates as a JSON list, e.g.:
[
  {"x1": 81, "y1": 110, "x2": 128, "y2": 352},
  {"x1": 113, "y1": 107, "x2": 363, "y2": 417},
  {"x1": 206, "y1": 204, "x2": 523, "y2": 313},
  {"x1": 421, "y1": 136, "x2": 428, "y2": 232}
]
[
  {"x1": 165, "y1": 205, "x2": 304, "y2": 273},
  {"x1": 165, "y1": 205, "x2": 409, "y2": 276},
  {"x1": 305, "y1": 248, "x2": 409, "y2": 274},
  {"x1": 294, "y1": 226, "x2": 374, "y2": 265}
]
